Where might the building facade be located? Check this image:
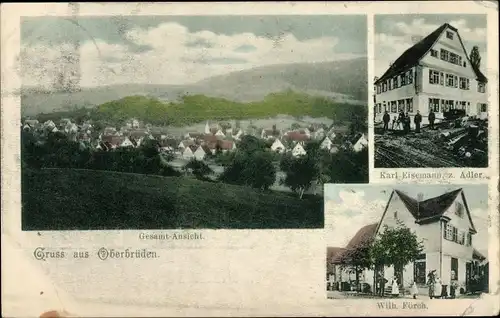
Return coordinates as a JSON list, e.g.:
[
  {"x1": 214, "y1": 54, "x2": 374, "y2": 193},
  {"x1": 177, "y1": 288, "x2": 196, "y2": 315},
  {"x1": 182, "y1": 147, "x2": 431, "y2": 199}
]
[
  {"x1": 374, "y1": 23, "x2": 488, "y2": 128},
  {"x1": 329, "y1": 188, "x2": 486, "y2": 296}
]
